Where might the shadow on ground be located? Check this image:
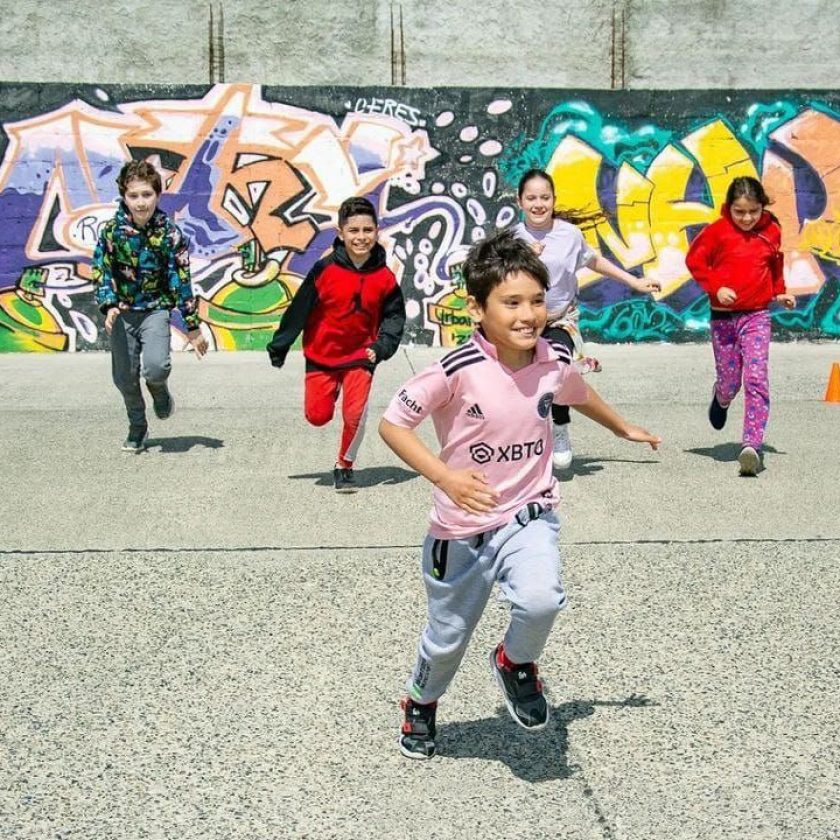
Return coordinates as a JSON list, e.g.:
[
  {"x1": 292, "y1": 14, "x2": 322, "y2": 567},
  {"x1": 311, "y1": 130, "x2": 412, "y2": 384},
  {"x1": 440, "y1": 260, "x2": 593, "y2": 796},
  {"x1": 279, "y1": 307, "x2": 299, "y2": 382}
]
[
  {"x1": 437, "y1": 695, "x2": 655, "y2": 782},
  {"x1": 685, "y1": 442, "x2": 784, "y2": 462},
  {"x1": 288, "y1": 466, "x2": 418, "y2": 488},
  {"x1": 557, "y1": 457, "x2": 659, "y2": 482},
  {"x1": 147, "y1": 436, "x2": 225, "y2": 453}
]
